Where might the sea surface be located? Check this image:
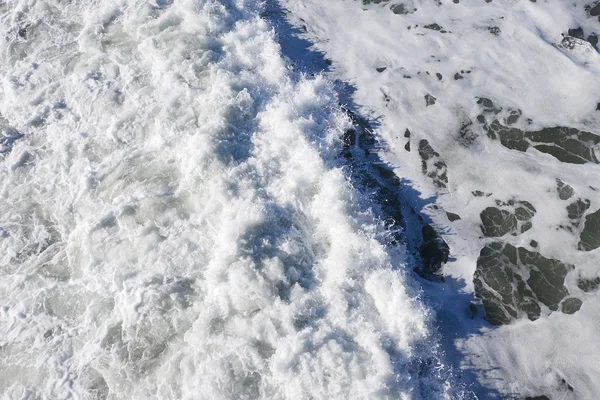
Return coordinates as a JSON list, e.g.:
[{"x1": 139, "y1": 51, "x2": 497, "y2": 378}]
[{"x1": 1, "y1": 0, "x2": 600, "y2": 399}]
